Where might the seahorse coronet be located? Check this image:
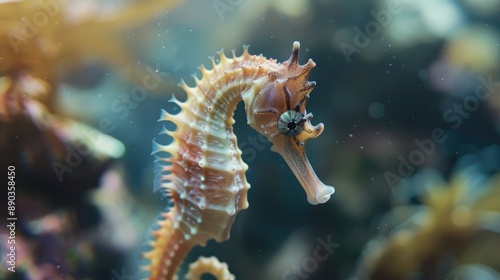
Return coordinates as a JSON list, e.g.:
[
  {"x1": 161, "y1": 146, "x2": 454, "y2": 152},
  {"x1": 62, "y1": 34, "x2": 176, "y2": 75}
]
[{"x1": 143, "y1": 41, "x2": 334, "y2": 280}]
